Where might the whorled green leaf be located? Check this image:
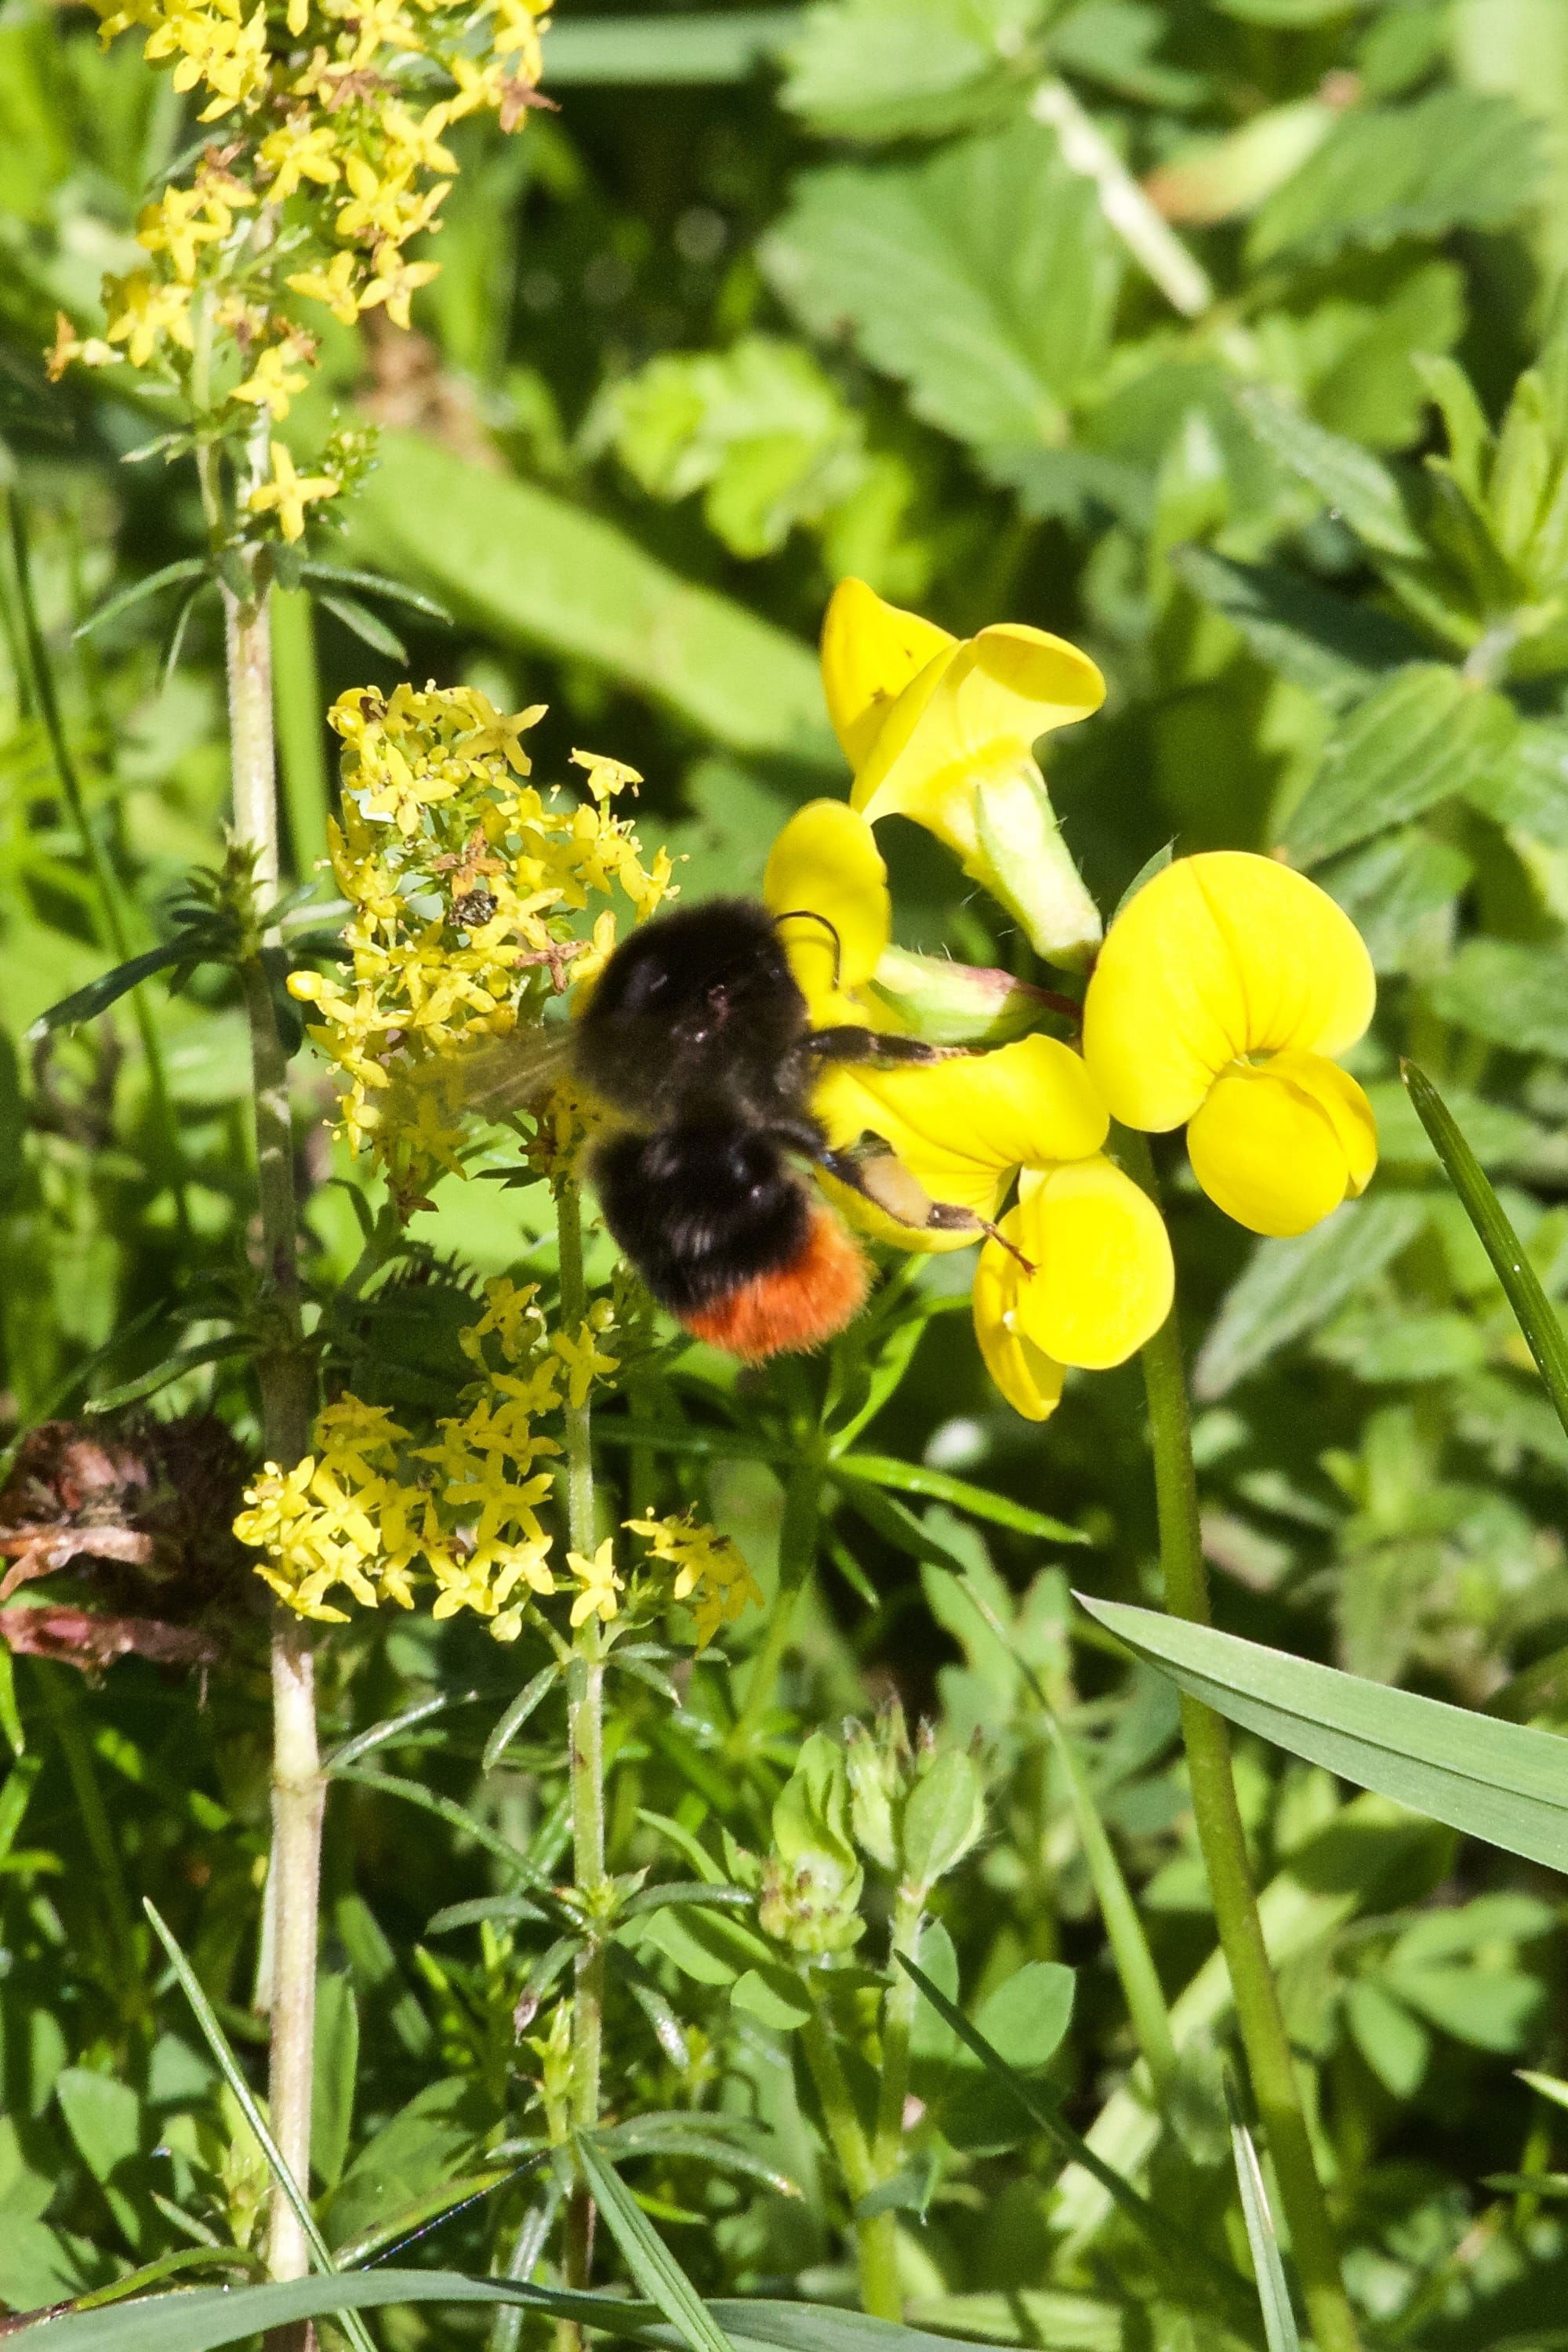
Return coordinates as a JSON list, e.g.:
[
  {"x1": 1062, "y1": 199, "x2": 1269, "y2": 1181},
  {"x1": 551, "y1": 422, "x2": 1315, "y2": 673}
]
[{"x1": 1076, "y1": 1596, "x2": 1568, "y2": 1875}]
